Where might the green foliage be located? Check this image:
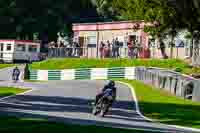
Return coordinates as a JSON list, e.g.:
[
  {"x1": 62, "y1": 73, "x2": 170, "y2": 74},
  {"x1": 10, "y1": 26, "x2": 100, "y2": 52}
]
[
  {"x1": 122, "y1": 80, "x2": 200, "y2": 128},
  {"x1": 0, "y1": 64, "x2": 15, "y2": 69},
  {"x1": 0, "y1": 87, "x2": 28, "y2": 97},
  {"x1": 174, "y1": 67, "x2": 183, "y2": 72},
  {"x1": 0, "y1": 0, "x2": 99, "y2": 40}
]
